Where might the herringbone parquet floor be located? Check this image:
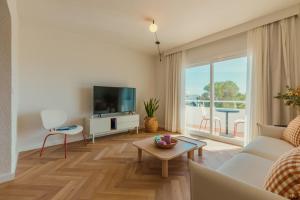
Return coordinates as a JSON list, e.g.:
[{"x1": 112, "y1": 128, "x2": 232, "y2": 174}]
[{"x1": 0, "y1": 130, "x2": 241, "y2": 200}]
